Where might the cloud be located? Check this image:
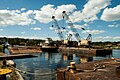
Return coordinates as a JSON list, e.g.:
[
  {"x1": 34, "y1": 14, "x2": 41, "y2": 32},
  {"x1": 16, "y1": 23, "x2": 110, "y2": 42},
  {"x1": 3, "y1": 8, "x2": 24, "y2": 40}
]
[
  {"x1": 0, "y1": 29, "x2": 3, "y2": 31},
  {"x1": 21, "y1": 31, "x2": 25, "y2": 34},
  {"x1": 0, "y1": 4, "x2": 76, "y2": 26},
  {"x1": 0, "y1": 35, "x2": 43, "y2": 40},
  {"x1": 55, "y1": 4, "x2": 76, "y2": 19},
  {"x1": 108, "y1": 22, "x2": 119, "y2": 28},
  {"x1": 34, "y1": 4, "x2": 76, "y2": 23},
  {"x1": 50, "y1": 27, "x2": 54, "y2": 30},
  {"x1": 21, "y1": 8, "x2": 26, "y2": 11},
  {"x1": 82, "y1": 30, "x2": 105, "y2": 34},
  {"x1": 93, "y1": 36, "x2": 120, "y2": 42},
  {"x1": 72, "y1": 24, "x2": 89, "y2": 29},
  {"x1": 34, "y1": 4, "x2": 55, "y2": 23},
  {"x1": 0, "y1": 35, "x2": 60, "y2": 40},
  {"x1": 0, "y1": 0, "x2": 112, "y2": 26},
  {"x1": 54, "y1": 29, "x2": 67, "y2": 33},
  {"x1": 108, "y1": 24, "x2": 119, "y2": 28},
  {"x1": 70, "y1": 0, "x2": 111, "y2": 23},
  {"x1": 67, "y1": 24, "x2": 105, "y2": 34},
  {"x1": 101, "y1": 4, "x2": 120, "y2": 21},
  {"x1": 50, "y1": 26, "x2": 67, "y2": 33},
  {"x1": 0, "y1": 1, "x2": 111, "y2": 26},
  {"x1": 31, "y1": 27, "x2": 41, "y2": 30},
  {"x1": 73, "y1": 24, "x2": 84, "y2": 29},
  {"x1": 0, "y1": 9, "x2": 35, "y2": 26}
]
